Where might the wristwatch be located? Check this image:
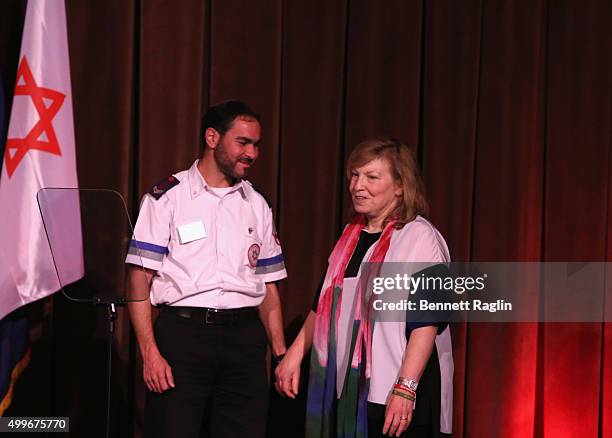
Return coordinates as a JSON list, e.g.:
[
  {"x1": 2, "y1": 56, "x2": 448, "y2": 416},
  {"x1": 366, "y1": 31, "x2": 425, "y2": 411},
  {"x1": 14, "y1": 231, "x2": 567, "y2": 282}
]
[{"x1": 272, "y1": 353, "x2": 286, "y2": 366}]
